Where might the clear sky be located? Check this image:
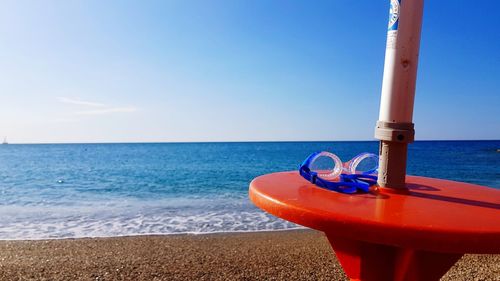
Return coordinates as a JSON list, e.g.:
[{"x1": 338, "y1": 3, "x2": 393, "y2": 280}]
[{"x1": 1, "y1": 0, "x2": 499, "y2": 143}]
